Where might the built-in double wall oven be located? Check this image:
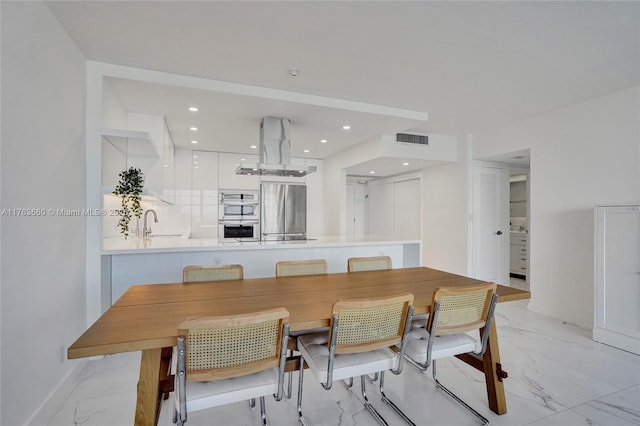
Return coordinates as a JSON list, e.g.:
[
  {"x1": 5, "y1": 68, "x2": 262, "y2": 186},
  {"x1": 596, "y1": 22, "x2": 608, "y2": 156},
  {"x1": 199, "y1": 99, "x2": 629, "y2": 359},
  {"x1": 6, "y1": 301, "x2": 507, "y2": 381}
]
[{"x1": 218, "y1": 190, "x2": 260, "y2": 241}]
